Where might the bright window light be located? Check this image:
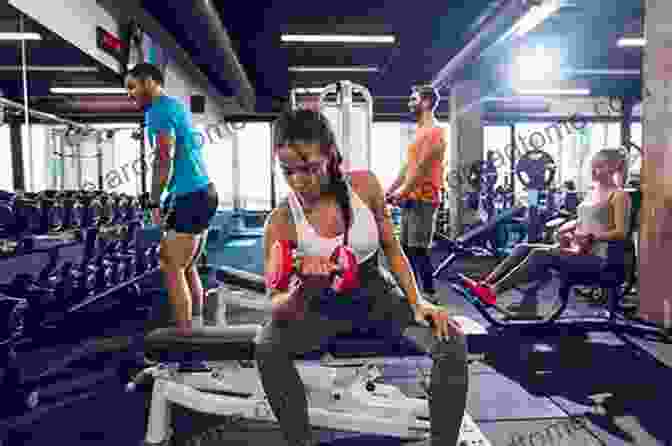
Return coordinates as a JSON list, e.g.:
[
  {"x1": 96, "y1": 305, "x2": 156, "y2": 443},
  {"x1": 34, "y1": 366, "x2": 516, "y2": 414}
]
[
  {"x1": 514, "y1": 46, "x2": 560, "y2": 82},
  {"x1": 512, "y1": 0, "x2": 562, "y2": 37},
  {"x1": 50, "y1": 87, "x2": 127, "y2": 95},
  {"x1": 289, "y1": 66, "x2": 378, "y2": 72},
  {"x1": 281, "y1": 34, "x2": 395, "y2": 44},
  {"x1": 515, "y1": 88, "x2": 590, "y2": 95},
  {"x1": 0, "y1": 32, "x2": 42, "y2": 40},
  {"x1": 617, "y1": 37, "x2": 646, "y2": 47}
]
